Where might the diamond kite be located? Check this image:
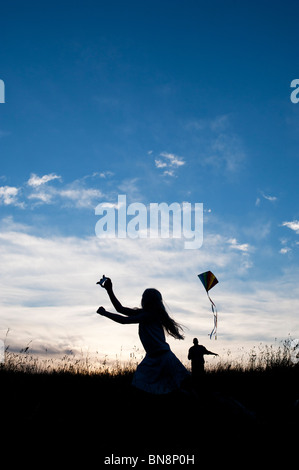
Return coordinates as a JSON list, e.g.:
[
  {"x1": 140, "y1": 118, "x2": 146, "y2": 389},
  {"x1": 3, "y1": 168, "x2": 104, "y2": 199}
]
[{"x1": 198, "y1": 271, "x2": 219, "y2": 339}]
